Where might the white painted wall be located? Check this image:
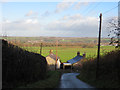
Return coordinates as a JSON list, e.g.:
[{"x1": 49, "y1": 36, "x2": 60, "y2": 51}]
[{"x1": 56, "y1": 59, "x2": 61, "y2": 69}]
